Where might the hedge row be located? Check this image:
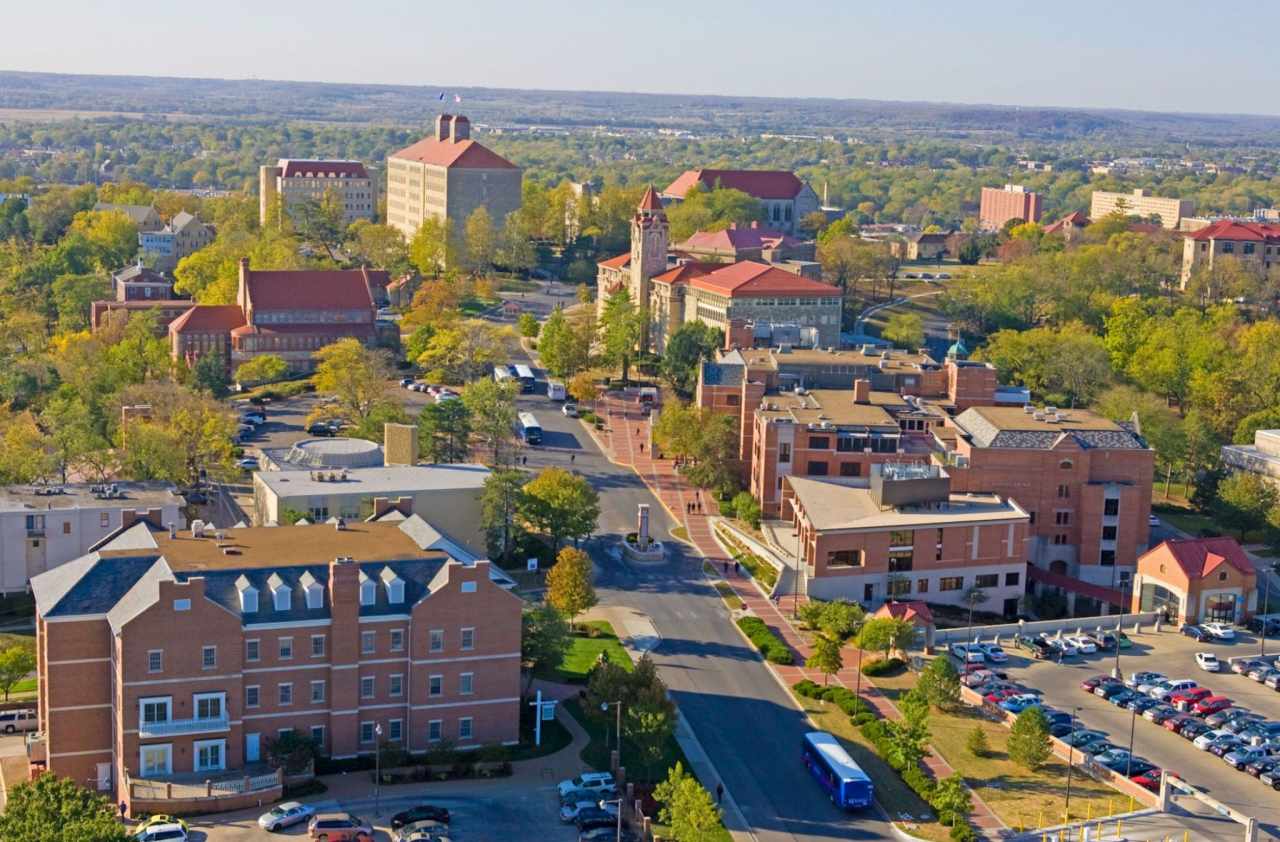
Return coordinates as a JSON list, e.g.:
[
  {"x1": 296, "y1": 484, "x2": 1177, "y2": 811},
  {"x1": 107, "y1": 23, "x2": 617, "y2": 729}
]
[
  {"x1": 737, "y1": 617, "x2": 794, "y2": 664},
  {"x1": 860, "y1": 719, "x2": 976, "y2": 842},
  {"x1": 793, "y1": 679, "x2": 872, "y2": 718},
  {"x1": 860, "y1": 657, "x2": 905, "y2": 677}
]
